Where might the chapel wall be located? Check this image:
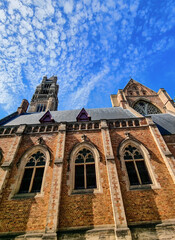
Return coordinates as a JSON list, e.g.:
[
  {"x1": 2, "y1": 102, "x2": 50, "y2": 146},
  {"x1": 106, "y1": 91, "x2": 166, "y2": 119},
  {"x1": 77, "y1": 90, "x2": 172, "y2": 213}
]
[
  {"x1": 0, "y1": 133, "x2": 58, "y2": 233},
  {"x1": 58, "y1": 130, "x2": 114, "y2": 229},
  {"x1": 0, "y1": 136, "x2": 16, "y2": 196},
  {"x1": 109, "y1": 127, "x2": 175, "y2": 224}
]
